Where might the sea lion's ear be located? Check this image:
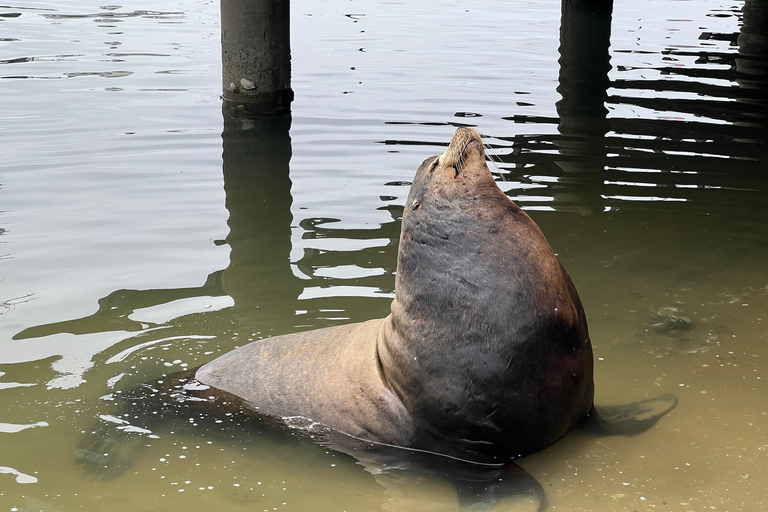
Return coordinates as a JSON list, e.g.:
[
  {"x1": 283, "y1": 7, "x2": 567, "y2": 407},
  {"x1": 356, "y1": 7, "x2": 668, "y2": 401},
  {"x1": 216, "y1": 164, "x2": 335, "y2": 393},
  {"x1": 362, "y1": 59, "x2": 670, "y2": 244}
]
[
  {"x1": 429, "y1": 157, "x2": 439, "y2": 173},
  {"x1": 418, "y1": 155, "x2": 439, "y2": 171}
]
